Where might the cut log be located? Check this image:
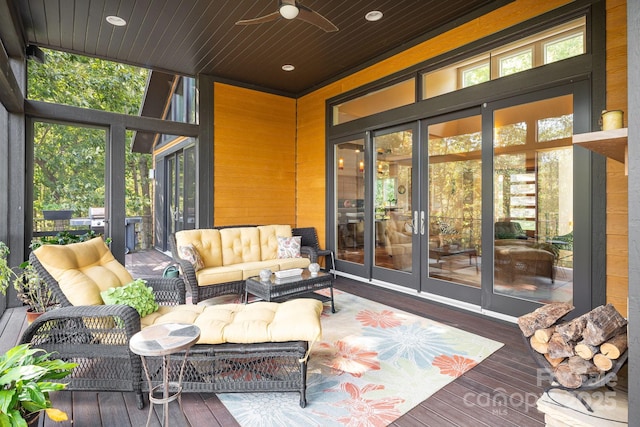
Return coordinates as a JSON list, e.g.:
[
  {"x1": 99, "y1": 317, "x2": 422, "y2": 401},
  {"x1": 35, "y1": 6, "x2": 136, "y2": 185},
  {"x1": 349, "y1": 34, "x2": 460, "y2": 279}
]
[
  {"x1": 600, "y1": 333, "x2": 628, "y2": 360},
  {"x1": 593, "y1": 353, "x2": 614, "y2": 371},
  {"x1": 547, "y1": 332, "x2": 575, "y2": 359},
  {"x1": 567, "y1": 355, "x2": 600, "y2": 375},
  {"x1": 517, "y1": 302, "x2": 574, "y2": 337},
  {"x1": 534, "y1": 327, "x2": 555, "y2": 344},
  {"x1": 554, "y1": 363, "x2": 585, "y2": 389},
  {"x1": 574, "y1": 341, "x2": 599, "y2": 360},
  {"x1": 544, "y1": 353, "x2": 565, "y2": 368},
  {"x1": 530, "y1": 335, "x2": 549, "y2": 354},
  {"x1": 582, "y1": 304, "x2": 628, "y2": 346},
  {"x1": 555, "y1": 313, "x2": 588, "y2": 342}
]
